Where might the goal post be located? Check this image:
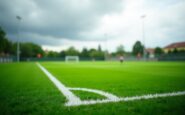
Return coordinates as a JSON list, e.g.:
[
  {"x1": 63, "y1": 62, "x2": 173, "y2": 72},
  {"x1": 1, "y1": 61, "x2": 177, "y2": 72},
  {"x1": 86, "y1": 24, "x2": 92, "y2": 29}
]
[{"x1": 65, "y1": 56, "x2": 79, "y2": 62}]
